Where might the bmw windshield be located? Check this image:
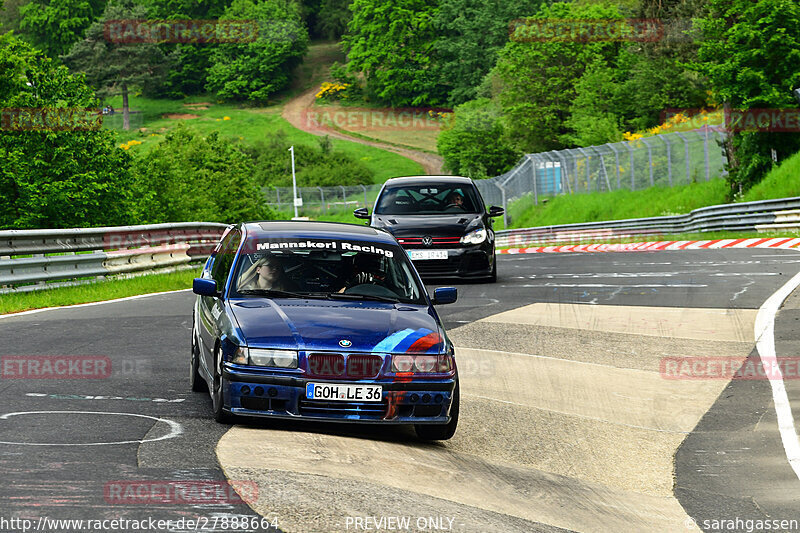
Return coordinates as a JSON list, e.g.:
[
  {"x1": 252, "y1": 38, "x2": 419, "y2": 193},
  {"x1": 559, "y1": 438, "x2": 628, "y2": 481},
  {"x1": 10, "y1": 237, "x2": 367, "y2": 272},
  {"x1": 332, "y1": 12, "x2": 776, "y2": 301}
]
[{"x1": 230, "y1": 238, "x2": 426, "y2": 304}]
